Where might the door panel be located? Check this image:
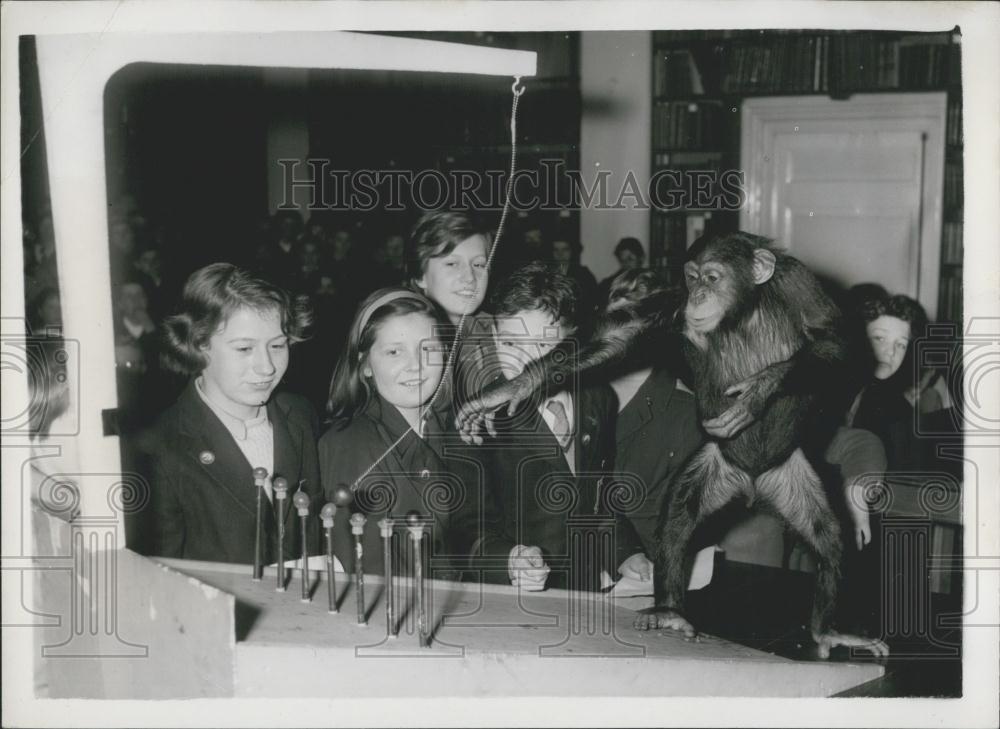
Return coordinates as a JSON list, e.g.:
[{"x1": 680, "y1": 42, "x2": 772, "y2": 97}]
[{"x1": 742, "y1": 94, "x2": 945, "y2": 318}]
